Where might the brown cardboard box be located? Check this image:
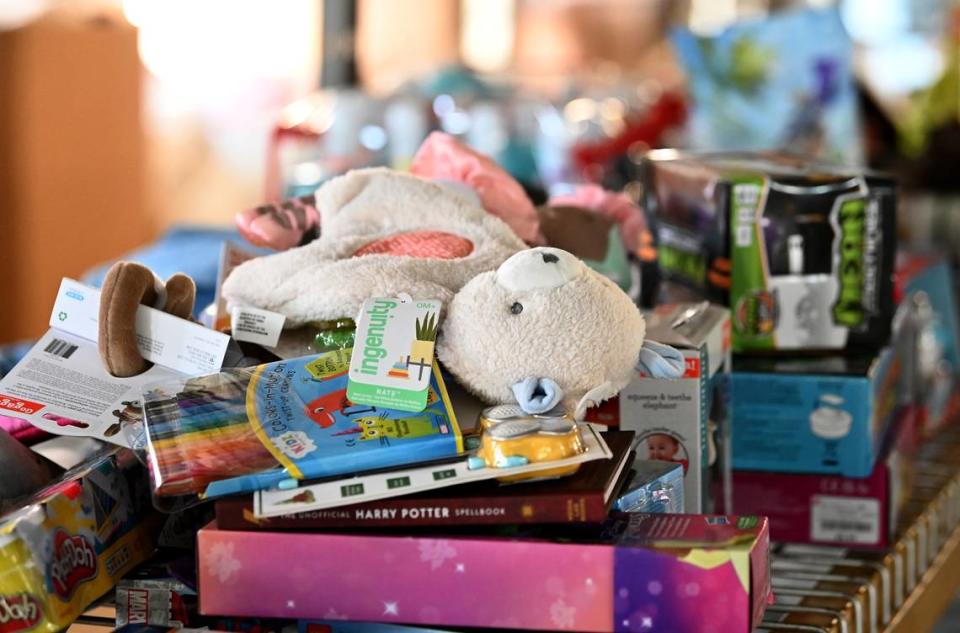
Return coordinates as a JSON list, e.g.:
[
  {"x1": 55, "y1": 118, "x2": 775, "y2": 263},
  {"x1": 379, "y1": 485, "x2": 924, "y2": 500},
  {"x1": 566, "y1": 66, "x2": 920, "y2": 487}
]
[{"x1": 0, "y1": 12, "x2": 150, "y2": 342}]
